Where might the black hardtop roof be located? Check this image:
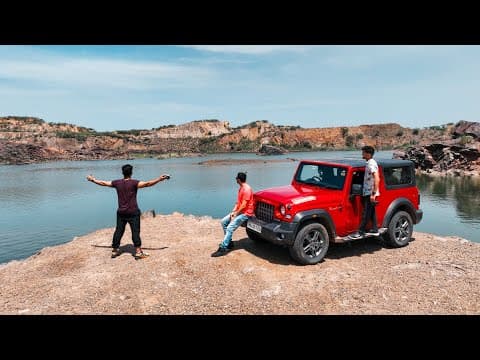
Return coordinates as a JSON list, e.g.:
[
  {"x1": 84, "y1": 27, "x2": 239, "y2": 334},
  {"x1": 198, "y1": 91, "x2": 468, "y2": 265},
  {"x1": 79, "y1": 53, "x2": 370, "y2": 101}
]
[{"x1": 300, "y1": 158, "x2": 414, "y2": 168}]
